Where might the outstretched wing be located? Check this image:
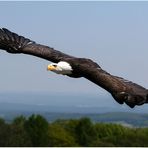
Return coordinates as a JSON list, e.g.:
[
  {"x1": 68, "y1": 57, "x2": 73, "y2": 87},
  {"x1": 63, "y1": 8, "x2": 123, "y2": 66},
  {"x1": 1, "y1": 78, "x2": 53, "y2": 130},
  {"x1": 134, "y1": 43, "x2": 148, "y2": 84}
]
[
  {"x1": 0, "y1": 28, "x2": 74, "y2": 63},
  {"x1": 0, "y1": 28, "x2": 148, "y2": 108},
  {"x1": 73, "y1": 60, "x2": 148, "y2": 108}
]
